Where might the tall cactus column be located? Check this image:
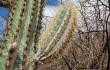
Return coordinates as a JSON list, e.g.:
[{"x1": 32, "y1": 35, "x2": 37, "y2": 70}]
[
  {"x1": 2, "y1": 0, "x2": 44, "y2": 70},
  {"x1": 3, "y1": 0, "x2": 25, "y2": 70},
  {"x1": 20, "y1": 0, "x2": 44, "y2": 69},
  {"x1": 17, "y1": 0, "x2": 35, "y2": 69}
]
